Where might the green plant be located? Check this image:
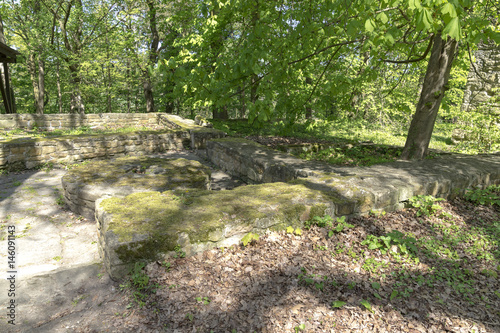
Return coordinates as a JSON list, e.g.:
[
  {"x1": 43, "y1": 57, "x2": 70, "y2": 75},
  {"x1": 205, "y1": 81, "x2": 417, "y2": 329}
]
[
  {"x1": 328, "y1": 216, "x2": 355, "y2": 237},
  {"x1": 196, "y1": 296, "x2": 210, "y2": 305},
  {"x1": 407, "y1": 195, "x2": 445, "y2": 217},
  {"x1": 331, "y1": 300, "x2": 346, "y2": 308},
  {"x1": 56, "y1": 195, "x2": 66, "y2": 207},
  {"x1": 361, "y1": 230, "x2": 417, "y2": 255},
  {"x1": 360, "y1": 300, "x2": 374, "y2": 313},
  {"x1": 286, "y1": 226, "x2": 303, "y2": 236},
  {"x1": 173, "y1": 245, "x2": 186, "y2": 258},
  {"x1": 305, "y1": 215, "x2": 333, "y2": 229},
  {"x1": 241, "y1": 232, "x2": 259, "y2": 246},
  {"x1": 464, "y1": 185, "x2": 500, "y2": 206},
  {"x1": 185, "y1": 313, "x2": 194, "y2": 321},
  {"x1": 306, "y1": 215, "x2": 354, "y2": 237},
  {"x1": 294, "y1": 323, "x2": 306, "y2": 332}
]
